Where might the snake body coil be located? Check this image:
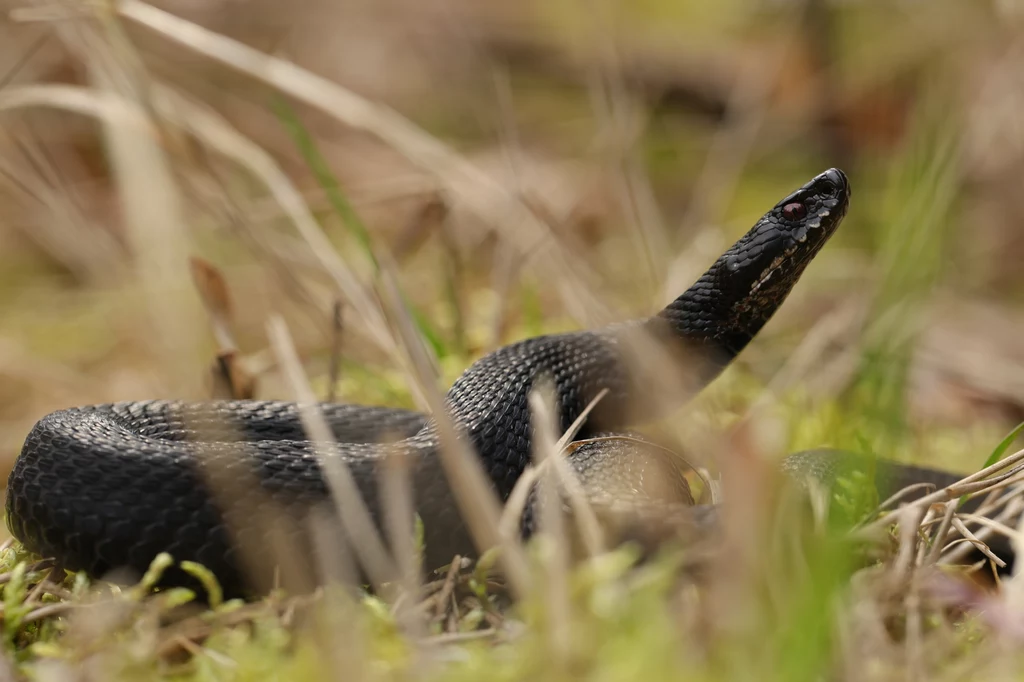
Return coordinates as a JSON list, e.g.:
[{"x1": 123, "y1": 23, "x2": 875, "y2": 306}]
[{"x1": 7, "y1": 169, "x2": 856, "y2": 595}]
